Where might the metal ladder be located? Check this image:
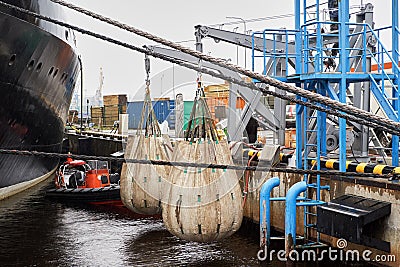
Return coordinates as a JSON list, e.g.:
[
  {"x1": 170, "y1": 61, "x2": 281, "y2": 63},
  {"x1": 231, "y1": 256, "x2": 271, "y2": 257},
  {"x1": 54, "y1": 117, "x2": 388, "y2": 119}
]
[
  {"x1": 301, "y1": 83, "x2": 330, "y2": 246},
  {"x1": 366, "y1": 23, "x2": 400, "y2": 165}
]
